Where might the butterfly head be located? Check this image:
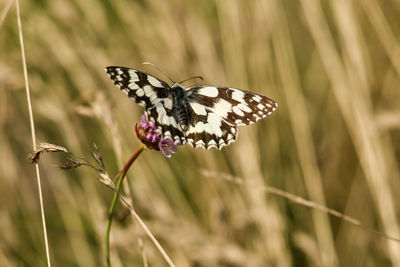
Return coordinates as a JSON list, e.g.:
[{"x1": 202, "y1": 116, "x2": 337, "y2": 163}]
[
  {"x1": 180, "y1": 124, "x2": 188, "y2": 131},
  {"x1": 171, "y1": 82, "x2": 185, "y2": 90}
]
